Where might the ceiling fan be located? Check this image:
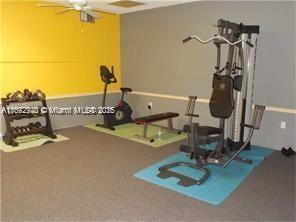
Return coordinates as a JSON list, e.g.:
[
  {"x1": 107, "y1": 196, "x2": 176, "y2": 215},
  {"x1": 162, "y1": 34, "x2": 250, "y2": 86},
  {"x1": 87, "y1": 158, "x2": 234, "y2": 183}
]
[{"x1": 37, "y1": 0, "x2": 115, "y2": 21}]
